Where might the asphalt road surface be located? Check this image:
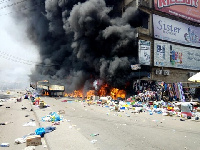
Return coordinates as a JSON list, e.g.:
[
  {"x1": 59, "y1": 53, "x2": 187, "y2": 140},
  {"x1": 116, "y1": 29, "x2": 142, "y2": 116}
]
[
  {"x1": 0, "y1": 90, "x2": 46, "y2": 150},
  {"x1": 1, "y1": 91, "x2": 200, "y2": 150},
  {"x1": 36, "y1": 97, "x2": 200, "y2": 150}
]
